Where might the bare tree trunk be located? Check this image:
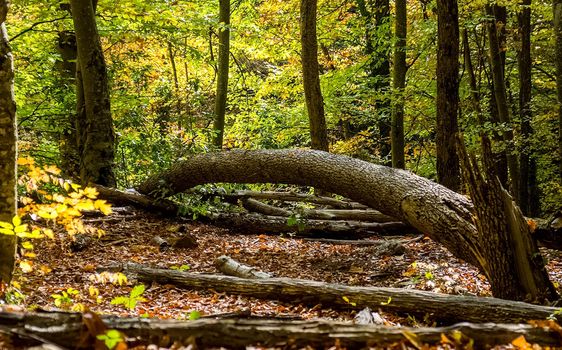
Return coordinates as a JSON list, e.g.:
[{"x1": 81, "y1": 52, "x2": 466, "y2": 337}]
[
  {"x1": 56, "y1": 30, "x2": 80, "y2": 179},
  {"x1": 486, "y1": 5, "x2": 520, "y2": 201},
  {"x1": 391, "y1": 0, "x2": 406, "y2": 168},
  {"x1": 300, "y1": 0, "x2": 329, "y2": 151},
  {"x1": 462, "y1": 29, "x2": 485, "y2": 125},
  {"x1": 356, "y1": 0, "x2": 391, "y2": 160},
  {"x1": 517, "y1": 0, "x2": 533, "y2": 215},
  {"x1": 555, "y1": 0, "x2": 562, "y2": 181},
  {"x1": 436, "y1": 0, "x2": 460, "y2": 191},
  {"x1": 70, "y1": 0, "x2": 116, "y2": 187},
  {"x1": 457, "y1": 134, "x2": 556, "y2": 301},
  {"x1": 212, "y1": 0, "x2": 230, "y2": 149},
  {"x1": 0, "y1": 0, "x2": 16, "y2": 284}
]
